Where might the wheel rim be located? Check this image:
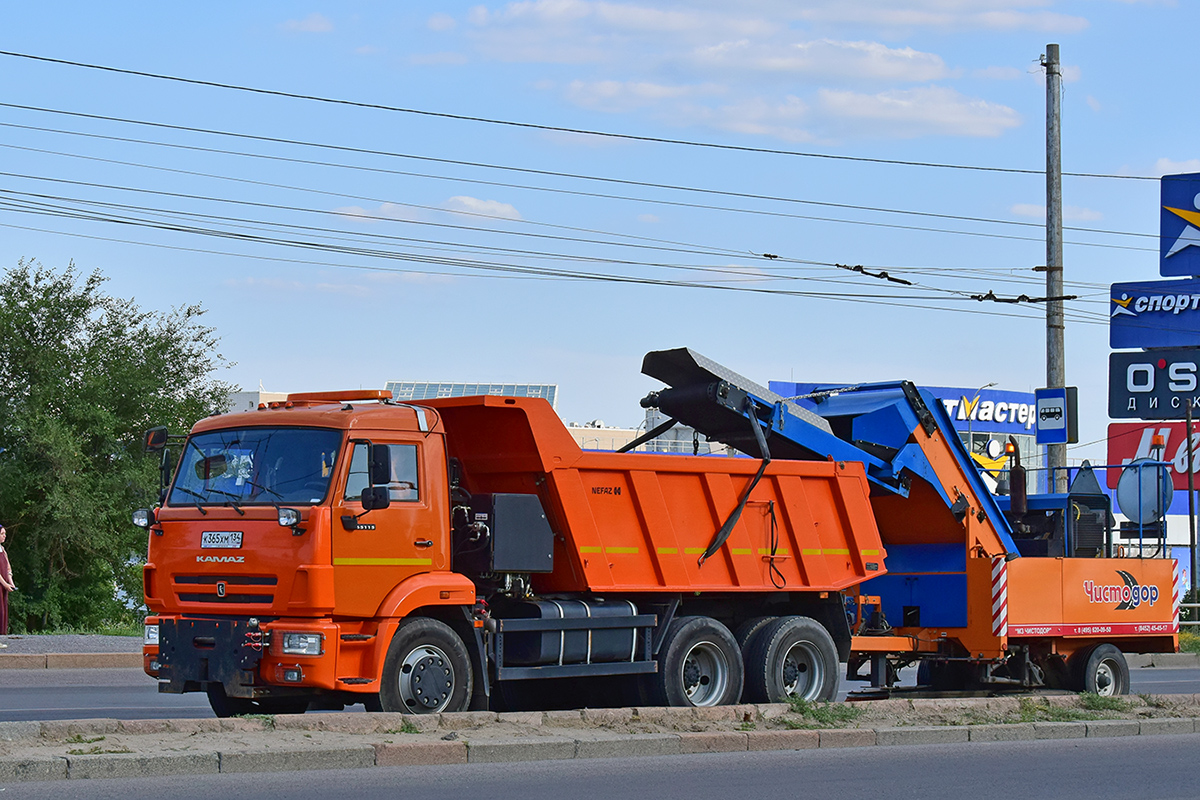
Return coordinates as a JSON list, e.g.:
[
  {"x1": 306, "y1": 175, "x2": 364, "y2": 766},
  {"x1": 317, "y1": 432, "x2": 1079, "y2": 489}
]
[
  {"x1": 779, "y1": 641, "x2": 824, "y2": 701},
  {"x1": 398, "y1": 644, "x2": 456, "y2": 712},
  {"x1": 1093, "y1": 660, "x2": 1117, "y2": 696},
  {"x1": 679, "y1": 639, "x2": 729, "y2": 706}
]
